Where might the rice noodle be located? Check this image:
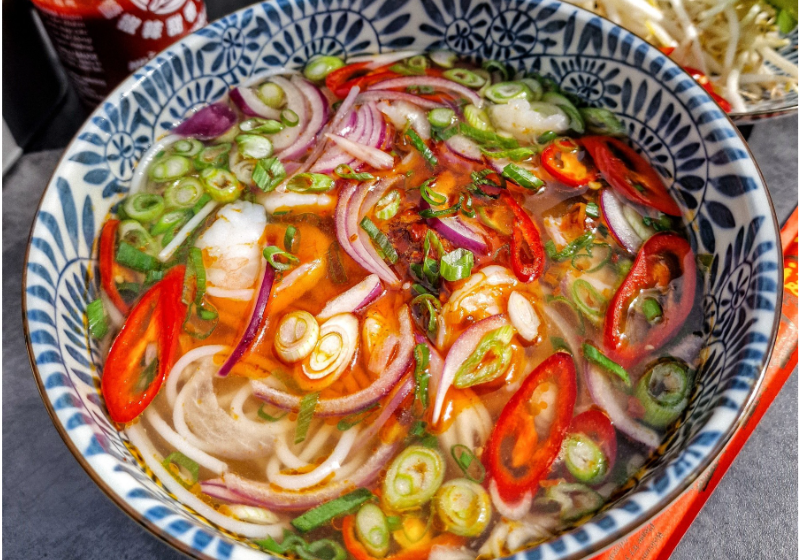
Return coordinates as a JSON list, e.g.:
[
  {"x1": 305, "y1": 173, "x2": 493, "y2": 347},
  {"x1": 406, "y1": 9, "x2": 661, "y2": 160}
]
[
  {"x1": 157, "y1": 200, "x2": 217, "y2": 262},
  {"x1": 267, "y1": 427, "x2": 359, "y2": 490},
  {"x1": 126, "y1": 423, "x2": 286, "y2": 539},
  {"x1": 166, "y1": 345, "x2": 227, "y2": 408},
  {"x1": 129, "y1": 134, "x2": 181, "y2": 195},
  {"x1": 175, "y1": 358, "x2": 280, "y2": 459},
  {"x1": 143, "y1": 407, "x2": 229, "y2": 474}
]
